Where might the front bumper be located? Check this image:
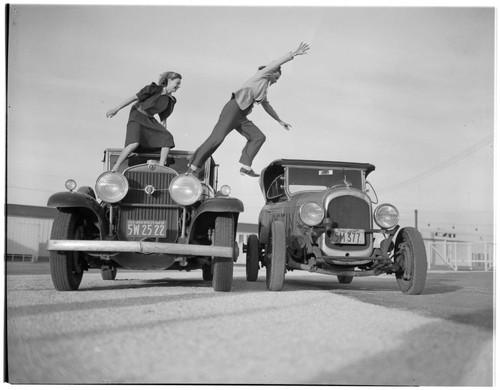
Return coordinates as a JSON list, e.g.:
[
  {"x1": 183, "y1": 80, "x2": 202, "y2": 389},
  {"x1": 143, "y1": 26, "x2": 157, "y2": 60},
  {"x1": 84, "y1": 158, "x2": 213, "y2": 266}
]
[{"x1": 48, "y1": 240, "x2": 234, "y2": 258}]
